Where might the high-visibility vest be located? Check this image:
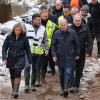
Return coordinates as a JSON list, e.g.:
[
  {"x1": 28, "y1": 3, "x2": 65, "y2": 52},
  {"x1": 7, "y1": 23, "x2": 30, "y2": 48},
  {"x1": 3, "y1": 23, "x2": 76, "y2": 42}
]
[
  {"x1": 58, "y1": 16, "x2": 64, "y2": 28},
  {"x1": 70, "y1": 0, "x2": 79, "y2": 7},
  {"x1": 58, "y1": 15, "x2": 72, "y2": 27},
  {"x1": 26, "y1": 24, "x2": 45, "y2": 54},
  {"x1": 46, "y1": 20, "x2": 57, "y2": 47}
]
